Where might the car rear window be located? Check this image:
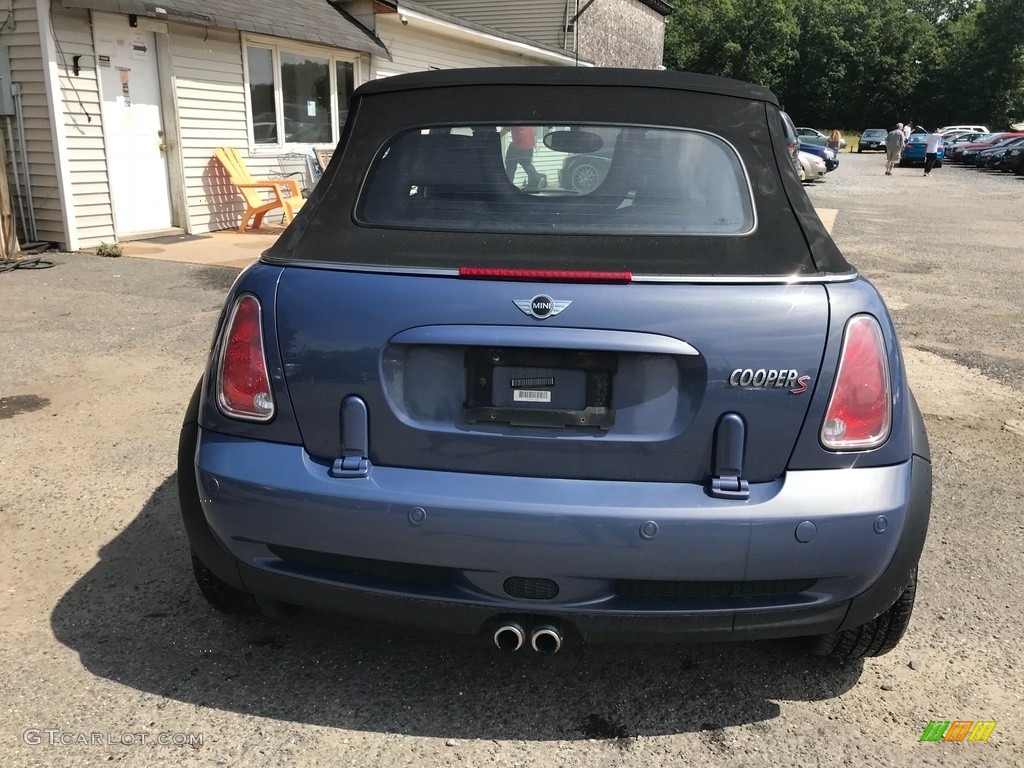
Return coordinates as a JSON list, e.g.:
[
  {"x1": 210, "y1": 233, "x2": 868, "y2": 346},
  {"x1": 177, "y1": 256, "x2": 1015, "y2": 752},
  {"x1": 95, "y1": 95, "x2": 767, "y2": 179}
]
[{"x1": 356, "y1": 124, "x2": 755, "y2": 236}]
